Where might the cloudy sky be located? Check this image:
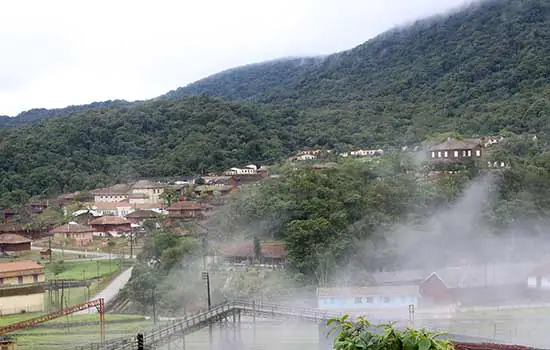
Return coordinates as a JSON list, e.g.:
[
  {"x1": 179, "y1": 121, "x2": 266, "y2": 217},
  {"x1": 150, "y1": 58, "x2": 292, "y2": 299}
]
[{"x1": 1, "y1": 0, "x2": 469, "y2": 116}]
